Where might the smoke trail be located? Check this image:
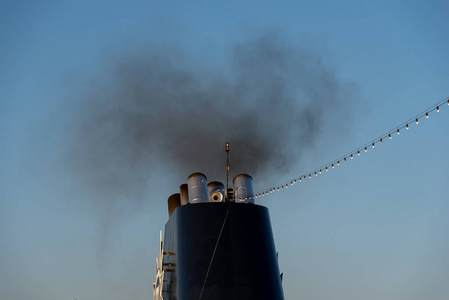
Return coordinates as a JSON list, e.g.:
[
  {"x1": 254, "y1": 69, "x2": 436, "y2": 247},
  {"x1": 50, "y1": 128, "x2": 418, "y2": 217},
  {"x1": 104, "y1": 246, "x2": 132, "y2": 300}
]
[{"x1": 69, "y1": 34, "x2": 359, "y2": 202}]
